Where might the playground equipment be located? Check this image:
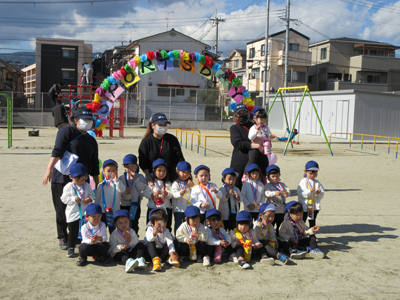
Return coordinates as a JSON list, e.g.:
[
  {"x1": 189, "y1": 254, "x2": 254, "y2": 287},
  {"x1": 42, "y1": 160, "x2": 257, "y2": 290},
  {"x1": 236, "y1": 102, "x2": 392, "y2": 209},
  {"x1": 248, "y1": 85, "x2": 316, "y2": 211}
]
[
  {"x1": 267, "y1": 85, "x2": 333, "y2": 156},
  {"x1": 1, "y1": 93, "x2": 12, "y2": 148}
]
